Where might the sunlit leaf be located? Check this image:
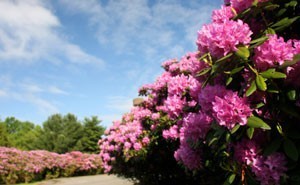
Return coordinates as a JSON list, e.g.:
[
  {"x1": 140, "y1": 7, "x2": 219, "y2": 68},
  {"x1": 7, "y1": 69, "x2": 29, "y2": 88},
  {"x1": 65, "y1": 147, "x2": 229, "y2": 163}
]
[{"x1": 247, "y1": 116, "x2": 271, "y2": 130}]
